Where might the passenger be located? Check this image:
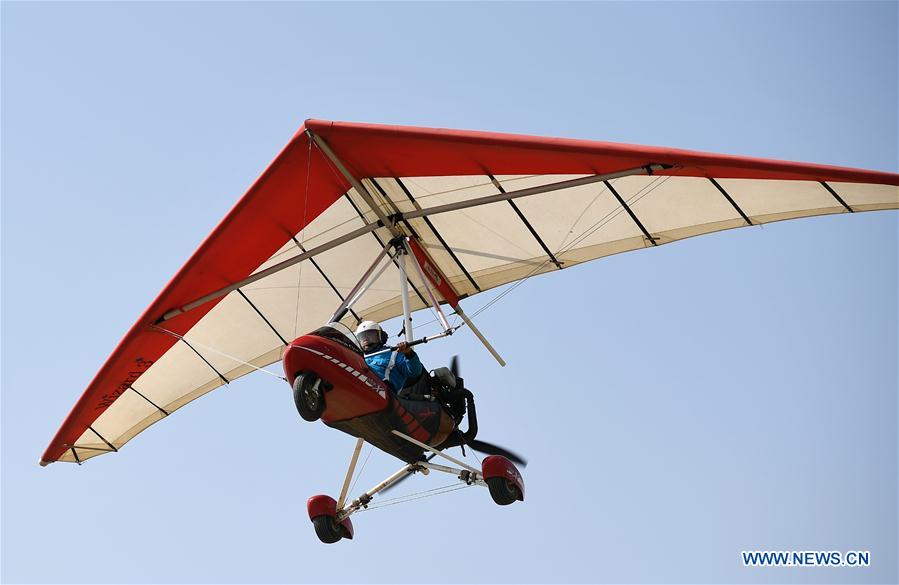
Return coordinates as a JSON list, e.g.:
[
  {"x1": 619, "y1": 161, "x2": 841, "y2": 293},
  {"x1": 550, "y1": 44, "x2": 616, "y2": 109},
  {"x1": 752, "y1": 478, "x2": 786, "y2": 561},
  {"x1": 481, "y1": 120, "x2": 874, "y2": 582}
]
[{"x1": 355, "y1": 320, "x2": 422, "y2": 393}]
